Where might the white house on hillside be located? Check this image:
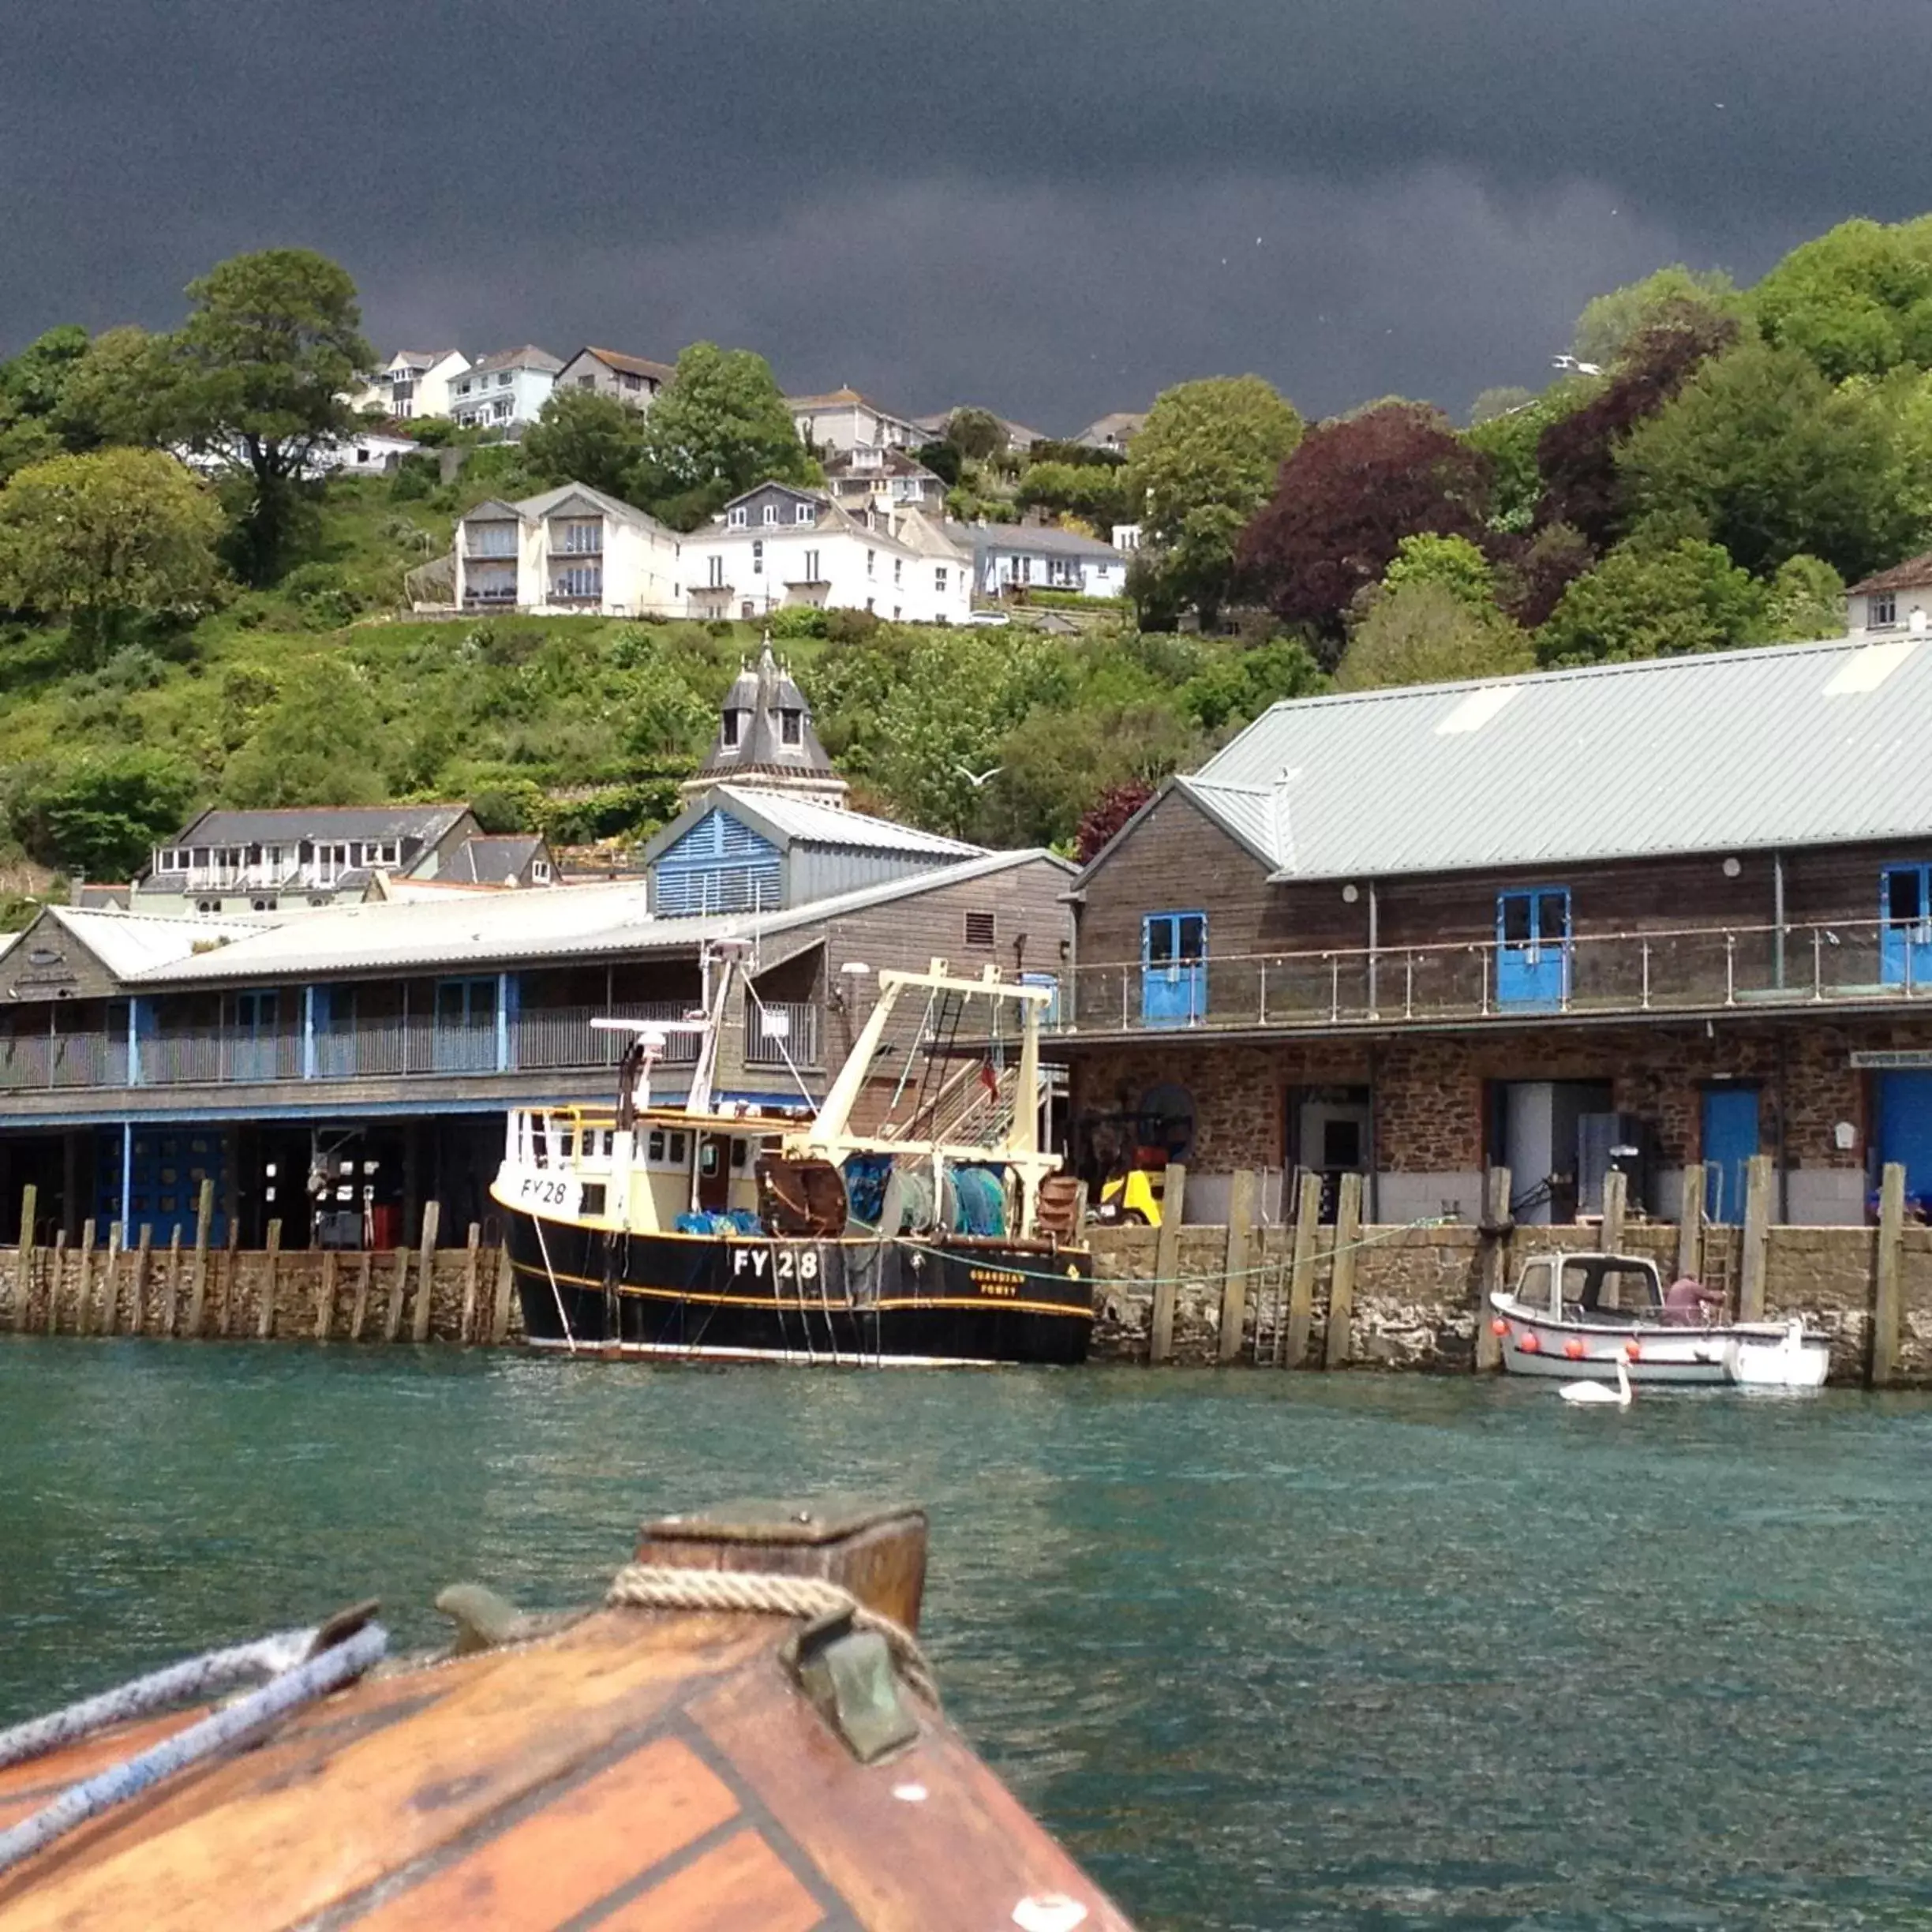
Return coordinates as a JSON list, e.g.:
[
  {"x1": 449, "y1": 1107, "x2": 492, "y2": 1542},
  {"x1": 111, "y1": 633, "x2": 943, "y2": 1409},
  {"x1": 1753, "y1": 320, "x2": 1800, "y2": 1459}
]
[
  {"x1": 785, "y1": 388, "x2": 924, "y2": 455},
  {"x1": 968, "y1": 523, "x2": 1129, "y2": 599},
  {"x1": 363, "y1": 349, "x2": 470, "y2": 420},
  {"x1": 822, "y1": 444, "x2": 949, "y2": 516},
  {"x1": 1073, "y1": 411, "x2": 1146, "y2": 454},
  {"x1": 452, "y1": 482, "x2": 683, "y2": 617},
  {"x1": 450, "y1": 346, "x2": 563, "y2": 432},
  {"x1": 682, "y1": 483, "x2": 971, "y2": 625},
  {"x1": 553, "y1": 346, "x2": 677, "y2": 411},
  {"x1": 1848, "y1": 551, "x2": 1932, "y2": 637}
]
